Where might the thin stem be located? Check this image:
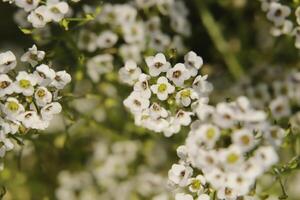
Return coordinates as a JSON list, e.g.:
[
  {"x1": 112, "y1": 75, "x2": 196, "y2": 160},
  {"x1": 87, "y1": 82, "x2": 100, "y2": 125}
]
[{"x1": 195, "y1": 0, "x2": 245, "y2": 80}]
